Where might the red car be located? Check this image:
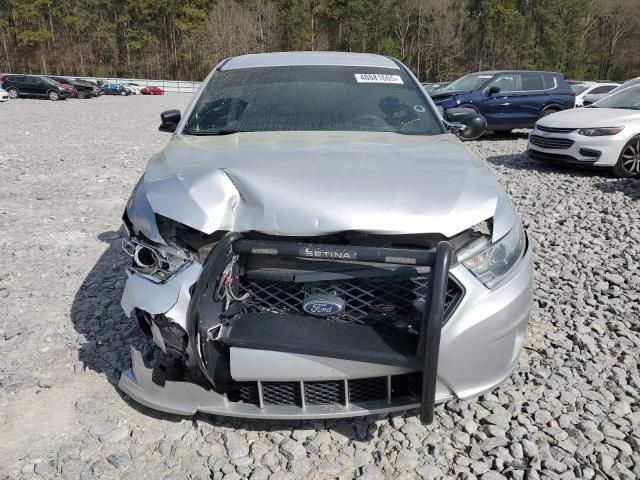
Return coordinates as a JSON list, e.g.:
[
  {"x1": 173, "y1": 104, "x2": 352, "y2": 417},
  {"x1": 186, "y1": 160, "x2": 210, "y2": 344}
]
[{"x1": 141, "y1": 86, "x2": 164, "y2": 95}]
